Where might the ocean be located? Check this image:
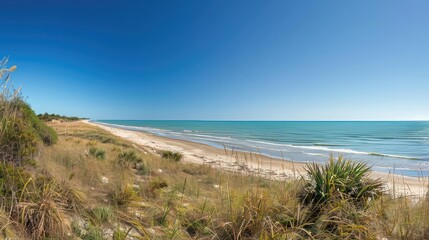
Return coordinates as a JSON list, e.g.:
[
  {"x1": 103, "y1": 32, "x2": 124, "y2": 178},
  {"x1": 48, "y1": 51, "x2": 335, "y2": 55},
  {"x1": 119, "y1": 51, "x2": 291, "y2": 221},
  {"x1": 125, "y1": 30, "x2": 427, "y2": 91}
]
[{"x1": 95, "y1": 120, "x2": 429, "y2": 177}]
